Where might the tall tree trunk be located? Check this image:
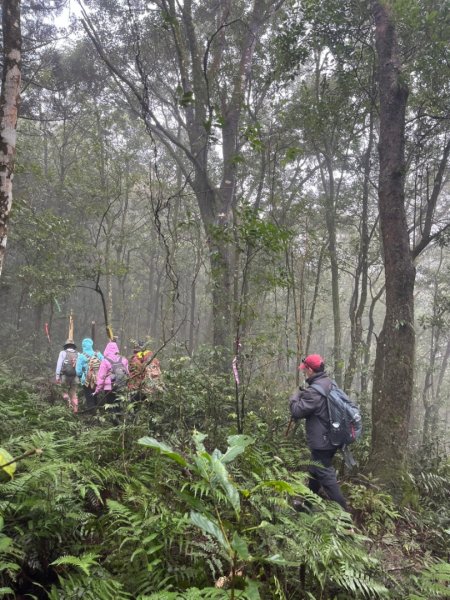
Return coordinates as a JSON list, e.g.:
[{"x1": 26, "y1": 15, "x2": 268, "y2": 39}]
[
  {"x1": 369, "y1": 1, "x2": 415, "y2": 484},
  {"x1": 0, "y1": 0, "x2": 21, "y2": 277}
]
